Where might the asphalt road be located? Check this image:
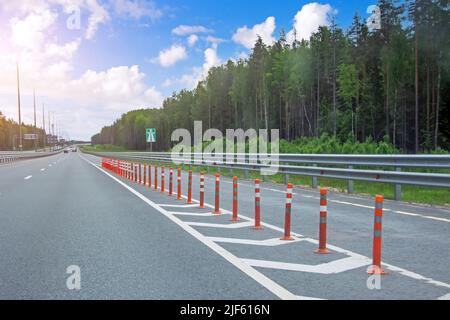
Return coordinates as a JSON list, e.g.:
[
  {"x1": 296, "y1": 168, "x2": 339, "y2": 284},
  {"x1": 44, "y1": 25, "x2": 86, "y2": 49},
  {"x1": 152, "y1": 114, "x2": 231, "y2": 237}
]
[{"x1": 0, "y1": 152, "x2": 449, "y2": 300}]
